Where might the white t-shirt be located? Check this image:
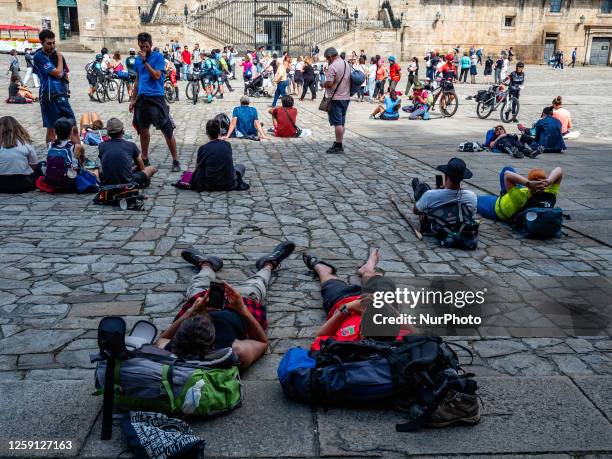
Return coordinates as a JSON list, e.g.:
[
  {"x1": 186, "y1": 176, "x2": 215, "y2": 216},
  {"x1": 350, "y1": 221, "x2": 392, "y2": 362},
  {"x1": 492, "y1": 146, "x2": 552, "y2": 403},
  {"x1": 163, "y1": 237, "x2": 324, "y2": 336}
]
[
  {"x1": 0, "y1": 141, "x2": 38, "y2": 175},
  {"x1": 415, "y1": 188, "x2": 477, "y2": 213}
]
